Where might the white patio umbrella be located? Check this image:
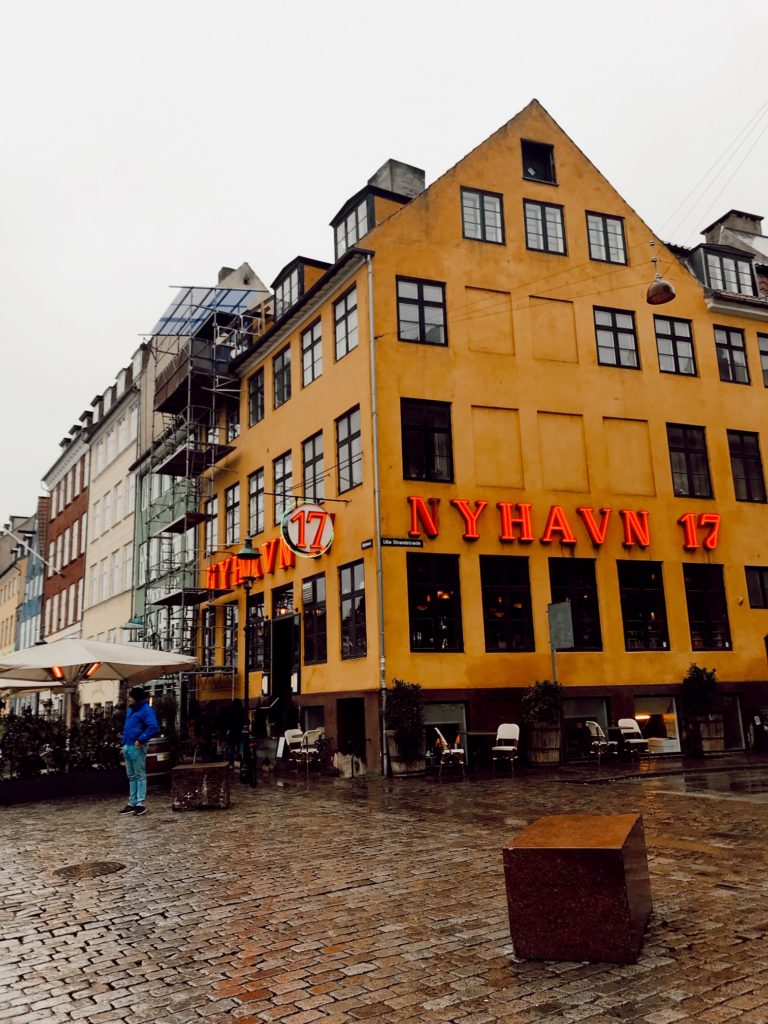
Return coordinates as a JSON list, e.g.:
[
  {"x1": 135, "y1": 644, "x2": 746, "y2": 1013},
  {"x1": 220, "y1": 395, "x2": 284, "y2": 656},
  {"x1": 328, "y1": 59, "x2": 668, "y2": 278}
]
[{"x1": 0, "y1": 638, "x2": 197, "y2": 686}]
